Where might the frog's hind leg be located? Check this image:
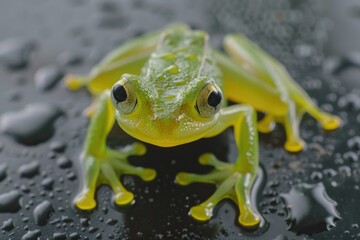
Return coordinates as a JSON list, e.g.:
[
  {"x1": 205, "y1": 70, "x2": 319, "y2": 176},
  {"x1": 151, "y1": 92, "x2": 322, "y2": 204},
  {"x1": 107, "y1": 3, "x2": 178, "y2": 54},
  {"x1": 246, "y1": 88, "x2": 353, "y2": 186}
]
[
  {"x1": 74, "y1": 92, "x2": 156, "y2": 210},
  {"x1": 277, "y1": 68, "x2": 341, "y2": 131},
  {"x1": 65, "y1": 23, "x2": 189, "y2": 94},
  {"x1": 222, "y1": 34, "x2": 340, "y2": 151}
]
